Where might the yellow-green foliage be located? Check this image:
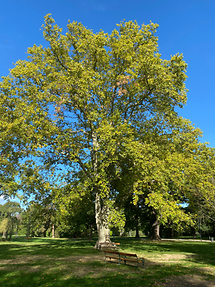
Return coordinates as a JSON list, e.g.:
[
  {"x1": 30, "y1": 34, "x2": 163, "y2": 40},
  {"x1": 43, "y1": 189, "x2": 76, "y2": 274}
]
[{"x1": 0, "y1": 15, "x2": 215, "y2": 233}]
